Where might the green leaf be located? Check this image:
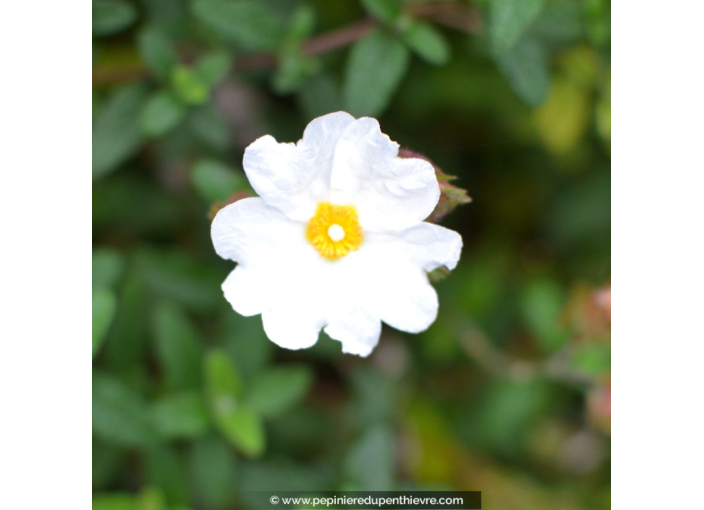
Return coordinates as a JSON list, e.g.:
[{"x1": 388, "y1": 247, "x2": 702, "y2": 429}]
[
  {"x1": 141, "y1": 0, "x2": 189, "y2": 38},
  {"x1": 93, "y1": 249, "x2": 125, "y2": 290},
  {"x1": 265, "y1": 406, "x2": 335, "y2": 455},
  {"x1": 402, "y1": 21, "x2": 450, "y2": 66},
  {"x1": 93, "y1": 0, "x2": 138, "y2": 36},
  {"x1": 532, "y1": 0, "x2": 584, "y2": 44},
  {"x1": 223, "y1": 313, "x2": 273, "y2": 381},
  {"x1": 171, "y1": 66, "x2": 209, "y2": 105},
  {"x1": 195, "y1": 51, "x2": 231, "y2": 87},
  {"x1": 345, "y1": 425, "x2": 394, "y2": 490},
  {"x1": 298, "y1": 74, "x2": 343, "y2": 119},
  {"x1": 204, "y1": 351, "x2": 264, "y2": 457},
  {"x1": 271, "y1": 2, "x2": 317, "y2": 96},
  {"x1": 272, "y1": 52, "x2": 317, "y2": 95},
  {"x1": 204, "y1": 350, "x2": 243, "y2": 407},
  {"x1": 343, "y1": 29, "x2": 410, "y2": 117},
  {"x1": 93, "y1": 289, "x2": 117, "y2": 359},
  {"x1": 144, "y1": 446, "x2": 188, "y2": 505},
  {"x1": 596, "y1": 78, "x2": 611, "y2": 142},
  {"x1": 238, "y1": 461, "x2": 333, "y2": 498},
  {"x1": 193, "y1": 0, "x2": 282, "y2": 51},
  {"x1": 92, "y1": 494, "x2": 137, "y2": 510},
  {"x1": 138, "y1": 28, "x2": 178, "y2": 81},
  {"x1": 216, "y1": 406, "x2": 265, "y2": 458},
  {"x1": 571, "y1": 343, "x2": 611, "y2": 376},
  {"x1": 191, "y1": 159, "x2": 246, "y2": 202},
  {"x1": 190, "y1": 435, "x2": 237, "y2": 508},
  {"x1": 134, "y1": 248, "x2": 223, "y2": 313},
  {"x1": 153, "y1": 302, "x2": 202, "y2": 390},
  {"x1": 243, "y1": 366, "x2": 313, "y2": 418},
  {"x1": 93, "y1": 89, "x2": 102, "y2": 122},
  {"x1": 534, "y1": 77, "x2": 591, "y2": 155},
  {"x1": 349, "y1": 367, "x2": 394, "y2": 427},
  {"x1": 93, "y1": 438, "x2": 125, "y2": 489},
  {"x1": 93, "y1": 84, "x2": 149, "y2": 179},
  {"x1": 585, "y1": 0, "x2": 610, "y2": 47},
  {"x1": 489, "y1": 0, "x2": 546, "y2": 54},
  {"x1": 284, "y1": 3, "x2": 316, "y2": 43},
  {"x1": 360, "y1": 0, "x2": 402, "y2": 23},
  {"x1": 93, "y1": 173, "x2": 181, "y2": 236},
  {"x1": 92, "y1": 373, "x2": 159, "y2": 447},
  {"x1": 495, "y1": 37, "x2": 548, "y2": 106},
  {"x1": 152, "y1": 391, "x2": 210, "y2": 439},
  {"x1": 189, "y1": 105, "x2": 231, "y2": 150},
  {"x1": 519, "y1": 278, "x2": 569, "y2": 352},
  {"x1": 103, "y1": 273, "x2": 151, "y2": 370},
  {"x1": 467, "y1": 378, "x2": 554, "y2": 455},
  {"x1": 140, "y1": 91, "x2": 187, "y2": 137},
  {"x1": 135, "y1": 486, "x2": 168, "y2": 510}
]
